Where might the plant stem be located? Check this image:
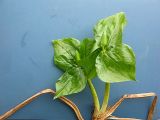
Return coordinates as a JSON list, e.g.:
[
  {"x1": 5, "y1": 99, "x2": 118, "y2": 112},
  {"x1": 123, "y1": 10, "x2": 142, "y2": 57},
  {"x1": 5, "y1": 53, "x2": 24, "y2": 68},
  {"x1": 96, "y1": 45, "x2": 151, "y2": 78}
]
[
  {"x1": 87, "y1": 79, "x2": 100, "y2": 111},
  {"x1": 101, "y1": 83, "x2": 110, "y2": 112}
]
